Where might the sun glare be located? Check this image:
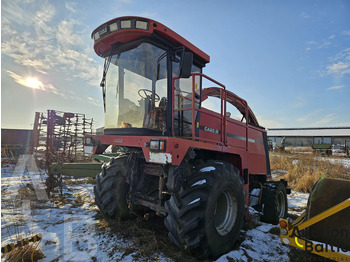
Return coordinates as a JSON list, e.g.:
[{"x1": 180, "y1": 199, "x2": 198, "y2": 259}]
[{"x1": 25, "y1": 77, "x2": 41, "y2": 89}]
